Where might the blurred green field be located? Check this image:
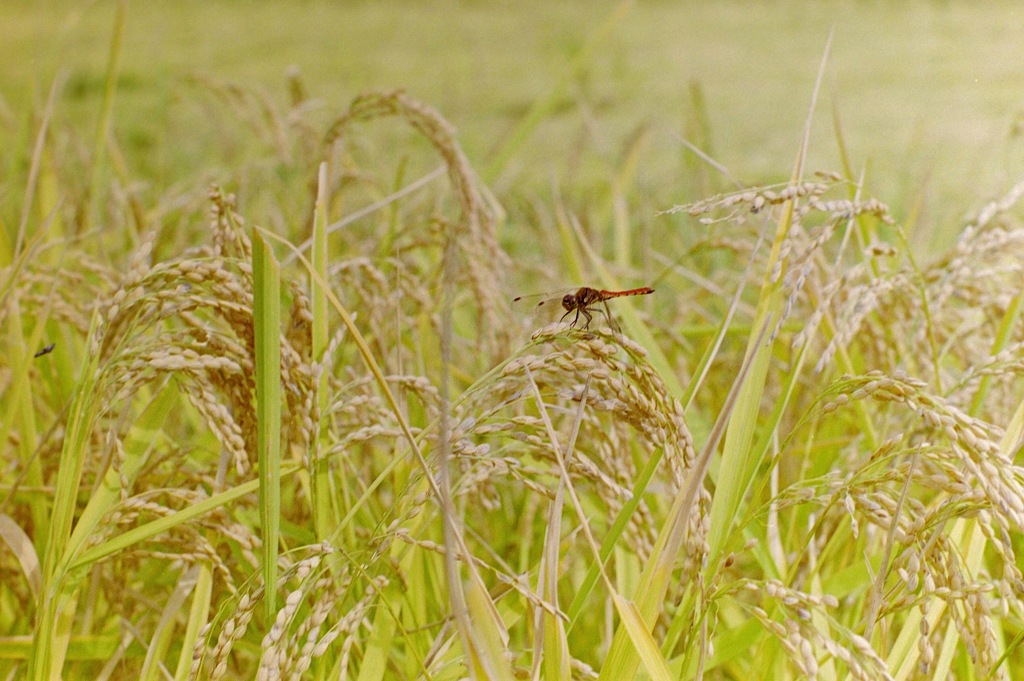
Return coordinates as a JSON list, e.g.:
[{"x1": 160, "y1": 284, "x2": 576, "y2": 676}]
[{"x1": 4, "y1": 0, "x2": 1024, "y2": 243}]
